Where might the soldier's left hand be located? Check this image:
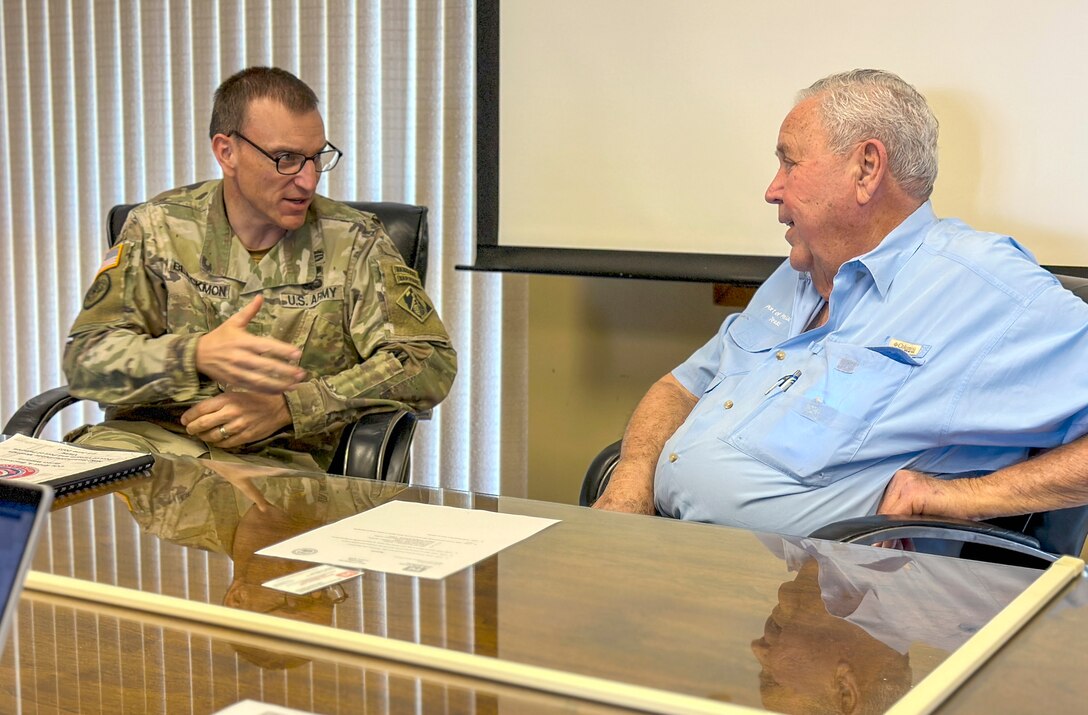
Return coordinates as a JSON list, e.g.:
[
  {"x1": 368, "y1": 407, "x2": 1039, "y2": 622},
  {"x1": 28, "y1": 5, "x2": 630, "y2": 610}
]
[{"x1": 181, "y1": 392, "x2": 292, "y2": 449}]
